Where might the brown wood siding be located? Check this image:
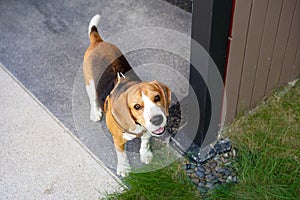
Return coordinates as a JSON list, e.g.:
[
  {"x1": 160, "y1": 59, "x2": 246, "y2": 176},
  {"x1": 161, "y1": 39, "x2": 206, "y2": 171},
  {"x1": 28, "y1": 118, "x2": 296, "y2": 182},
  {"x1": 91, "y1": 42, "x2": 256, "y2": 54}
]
[
  {"x1": 237, "y1": 0, "x2": 269, "y2": 111},
  {"x1": 251, "y1": 0, "x2": 283, "y2": 107},
  {"x1": 266, "y1": 0, "x2": 297, "y2": 92},
  {"x1": 293, "y1": 41, "x2": 300, "y2": 79},
  {"x1": 224, "y1": 0, "x2": 300, "y2": 124},
  {"x1": 280, "y1": 0, "x2": 300, "y2": 84},
  {"x1": 224, "y1": 0, "x2": 252, "y2": 123}
]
